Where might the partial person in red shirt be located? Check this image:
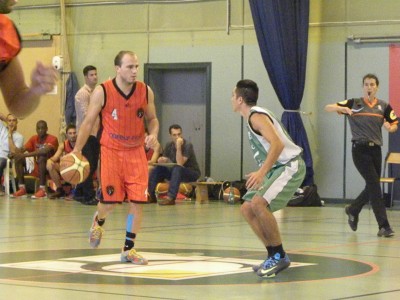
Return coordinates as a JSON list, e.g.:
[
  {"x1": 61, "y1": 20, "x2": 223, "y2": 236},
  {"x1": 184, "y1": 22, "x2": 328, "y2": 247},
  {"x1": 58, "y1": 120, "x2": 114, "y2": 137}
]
[
  {"x1": 11, "y1": 120, "x2": 59, "y2": 198},
  {"x1": 0, "y1": 1, "x2": 58, "y2": 119}
]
